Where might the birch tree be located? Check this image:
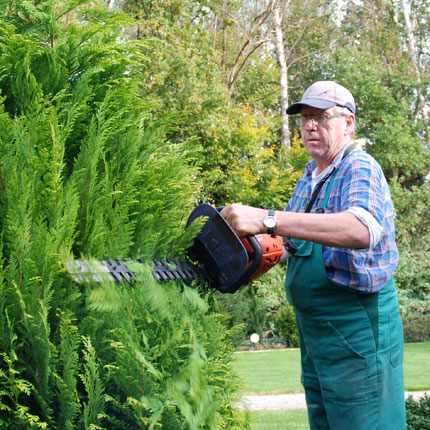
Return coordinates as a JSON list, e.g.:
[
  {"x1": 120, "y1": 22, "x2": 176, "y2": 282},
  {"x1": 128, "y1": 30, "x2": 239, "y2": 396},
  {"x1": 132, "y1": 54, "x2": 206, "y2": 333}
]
[
  {"x1": 272, "y1": 0, "x2": 290, "y2": 155},
  {"x1": 223, "y1": 0, "x2": 276, "y2": 93},
  {"x1": 400, "y1": 0, "x2": 430, "y2": 131}
]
